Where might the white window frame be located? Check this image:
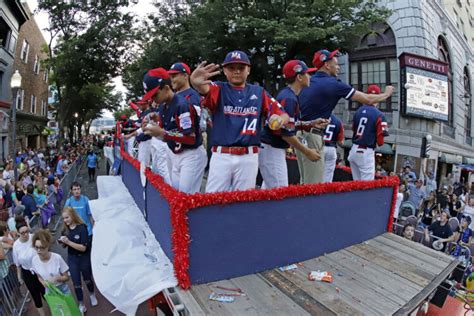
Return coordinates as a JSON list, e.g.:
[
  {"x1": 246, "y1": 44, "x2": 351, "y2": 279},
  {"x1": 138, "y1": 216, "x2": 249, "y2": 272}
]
[
  {"x1": 43, "y1": 68, "x2": 49, "y2": 82},
  {"x1": 16, "y1": 89, "x2": 24, "y2": 110},
  {"x1": 30, "y1": 94, "x2": 36, "y2": 114},
  {"x1": 33, "y1": 55, "x2": 40, "y2": 74},
  {"x1": 20, "y1": 40, "x2": 29, "y2": 63},
  {"x1": 42, "y1": 100, "x2": 47, "y2": 116}
]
